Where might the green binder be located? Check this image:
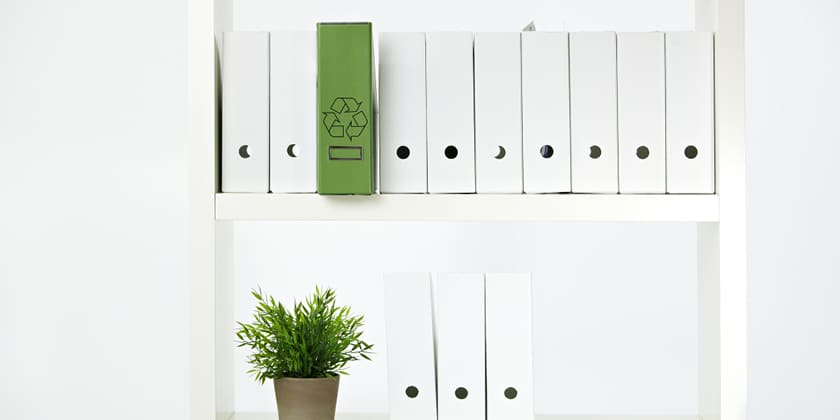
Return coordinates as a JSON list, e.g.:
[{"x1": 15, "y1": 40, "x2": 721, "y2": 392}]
[{"x1": 317, "y1": 22, "x2": 376, "y2": 195}]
